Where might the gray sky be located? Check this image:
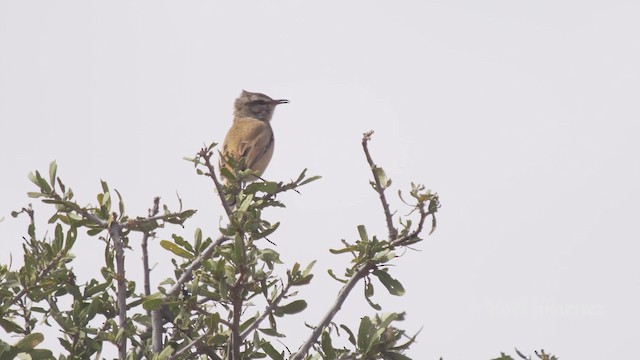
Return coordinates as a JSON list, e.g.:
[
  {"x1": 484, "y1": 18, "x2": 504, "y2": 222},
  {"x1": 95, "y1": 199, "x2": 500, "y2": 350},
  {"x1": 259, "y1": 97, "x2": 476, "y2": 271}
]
[{"x1": 1, "y1": 1, "x2": 639, "y2": 359}]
